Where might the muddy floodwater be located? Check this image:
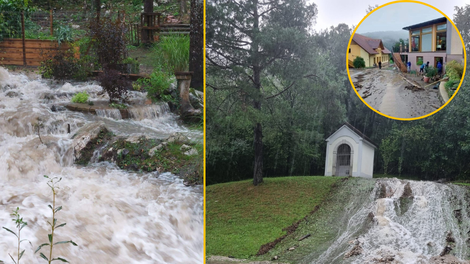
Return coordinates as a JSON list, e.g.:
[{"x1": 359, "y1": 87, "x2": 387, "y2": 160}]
[
  {"x1": 350, "y1": 68, "x2": 442, "y2": 119},
  {"x1": 0, "y1": 67, "x2": 203, "y2": 263}
]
